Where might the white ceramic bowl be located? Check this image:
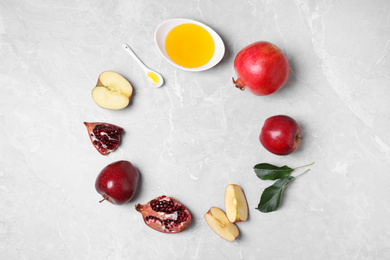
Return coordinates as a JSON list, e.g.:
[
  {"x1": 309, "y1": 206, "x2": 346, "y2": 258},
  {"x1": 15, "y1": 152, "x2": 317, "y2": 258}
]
[{"x1": 154, "y1": 18, "x2": 225, "y2": 72}]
